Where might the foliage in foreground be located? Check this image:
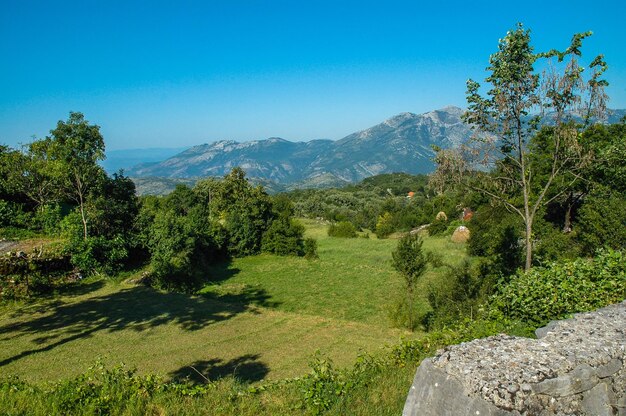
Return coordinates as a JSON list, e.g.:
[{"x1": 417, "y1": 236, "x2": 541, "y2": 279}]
[{"x1": 493, "y1": 249, "x2": 626, "y2": 326}]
